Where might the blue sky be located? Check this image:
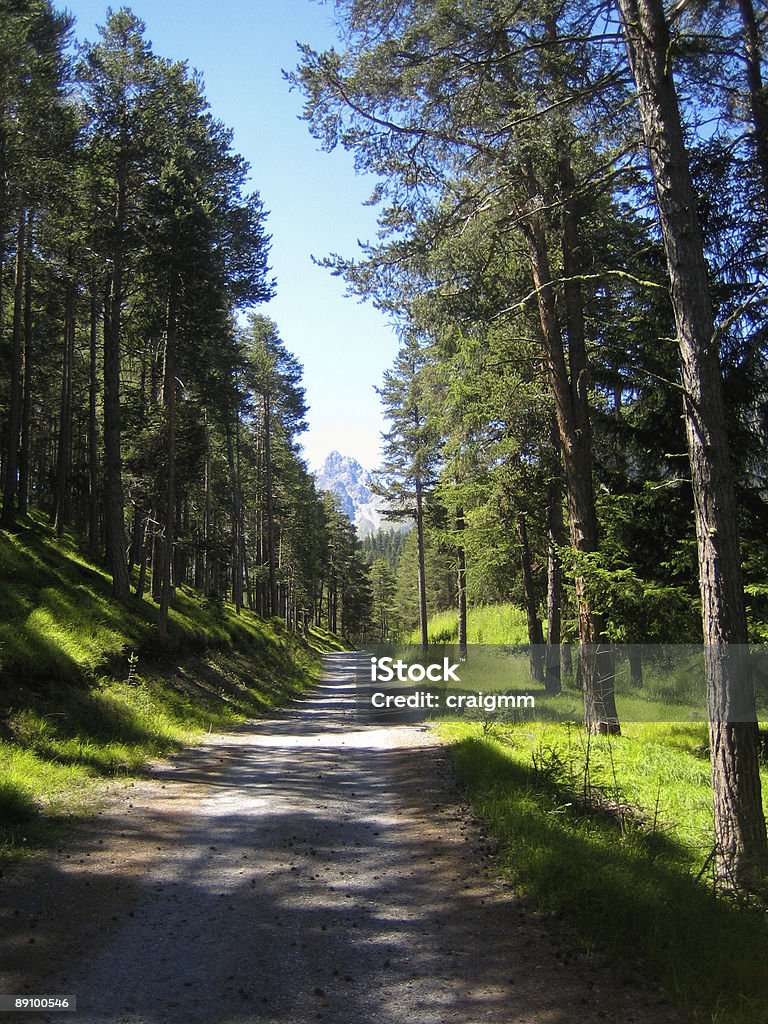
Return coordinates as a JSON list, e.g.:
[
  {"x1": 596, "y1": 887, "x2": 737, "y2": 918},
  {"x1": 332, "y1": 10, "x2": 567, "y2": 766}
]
[{"x1": 63, "y1": 0, "x2": 399, "y2": 470}]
